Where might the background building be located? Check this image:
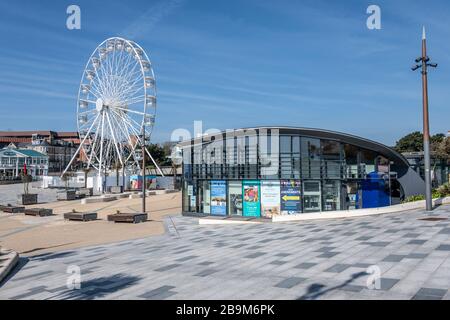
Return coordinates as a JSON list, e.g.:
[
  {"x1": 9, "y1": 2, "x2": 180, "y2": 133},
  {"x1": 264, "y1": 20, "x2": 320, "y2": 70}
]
[
  {"x1": 402, "y1": 151, "x2": 449, "y2": 187},
  {"x1": 179, "y1": 127, "x2": 424, "y2": 217},
  {"x1": 0, "y1": 131, "x2": 80, "y2": 174},
  {"x1": 0, "y1": 146, "x2": 48, "y2": 179}
]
